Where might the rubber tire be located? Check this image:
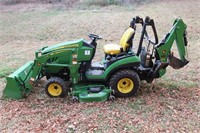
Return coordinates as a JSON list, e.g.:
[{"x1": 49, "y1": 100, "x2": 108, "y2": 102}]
[
  {"x1": 109, "y1": 70, "x2": 140, "y2": 98},
  {"x1": 45, "y1": 77, "x2": 69, "y2": 98}
]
